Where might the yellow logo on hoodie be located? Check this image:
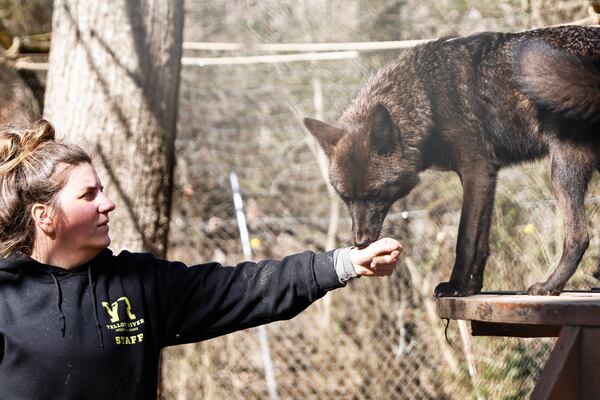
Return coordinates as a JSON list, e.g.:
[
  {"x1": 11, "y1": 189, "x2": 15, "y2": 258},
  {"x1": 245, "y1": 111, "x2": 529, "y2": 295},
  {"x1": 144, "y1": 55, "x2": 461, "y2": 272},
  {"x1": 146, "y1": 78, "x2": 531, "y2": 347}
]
[
  {"x1": 101, "y1": 296, "x2": 145, "y2": 345},
  {"x1": 102, "y1": 297, "x2": 136, "y2": 323}
]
